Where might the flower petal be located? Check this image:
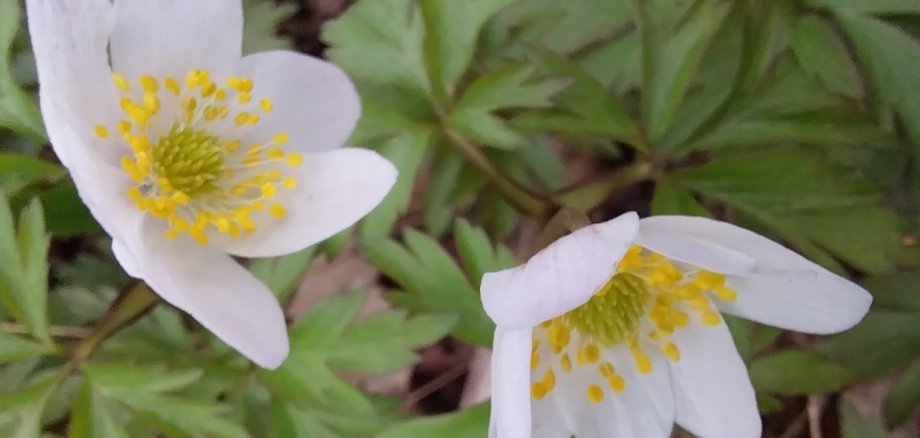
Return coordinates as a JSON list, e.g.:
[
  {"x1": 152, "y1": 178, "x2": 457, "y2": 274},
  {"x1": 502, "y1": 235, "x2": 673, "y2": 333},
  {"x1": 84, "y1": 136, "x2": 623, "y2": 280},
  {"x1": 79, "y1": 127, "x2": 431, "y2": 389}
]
[
  {"x1": 637, "y1": 216, "x2": 871, "y2": 334},
  {"x1": 668, "y1": 316, "x2": 761, "y2": 438},
  {"x1": 135, "y1": 219, "x2": 289, "y2": 368},
  {"x1": 26, "y1": 0, "x2": 122, "y2": 169},
  {"x1": 216, "y1": 148, "x2": 396, "y2": 258},
  {"x1": 110, "y1": 0, "x2": 243, "y2": 79},
  {"x1": 481, "y1": 213, "x2": 639, "y2": 330},
  {"x1": 489, "y1": 328, "x2": 533, "y2": 438},
  {"x1": 236, "y1": 50, "x2": 361, "y2": 153},
  {"x1": 552, "y1": 344, "x2": 674, "y2": 438},
  {"x1": 637, "y1": 219, "x2": 756, "y2": 275}
]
